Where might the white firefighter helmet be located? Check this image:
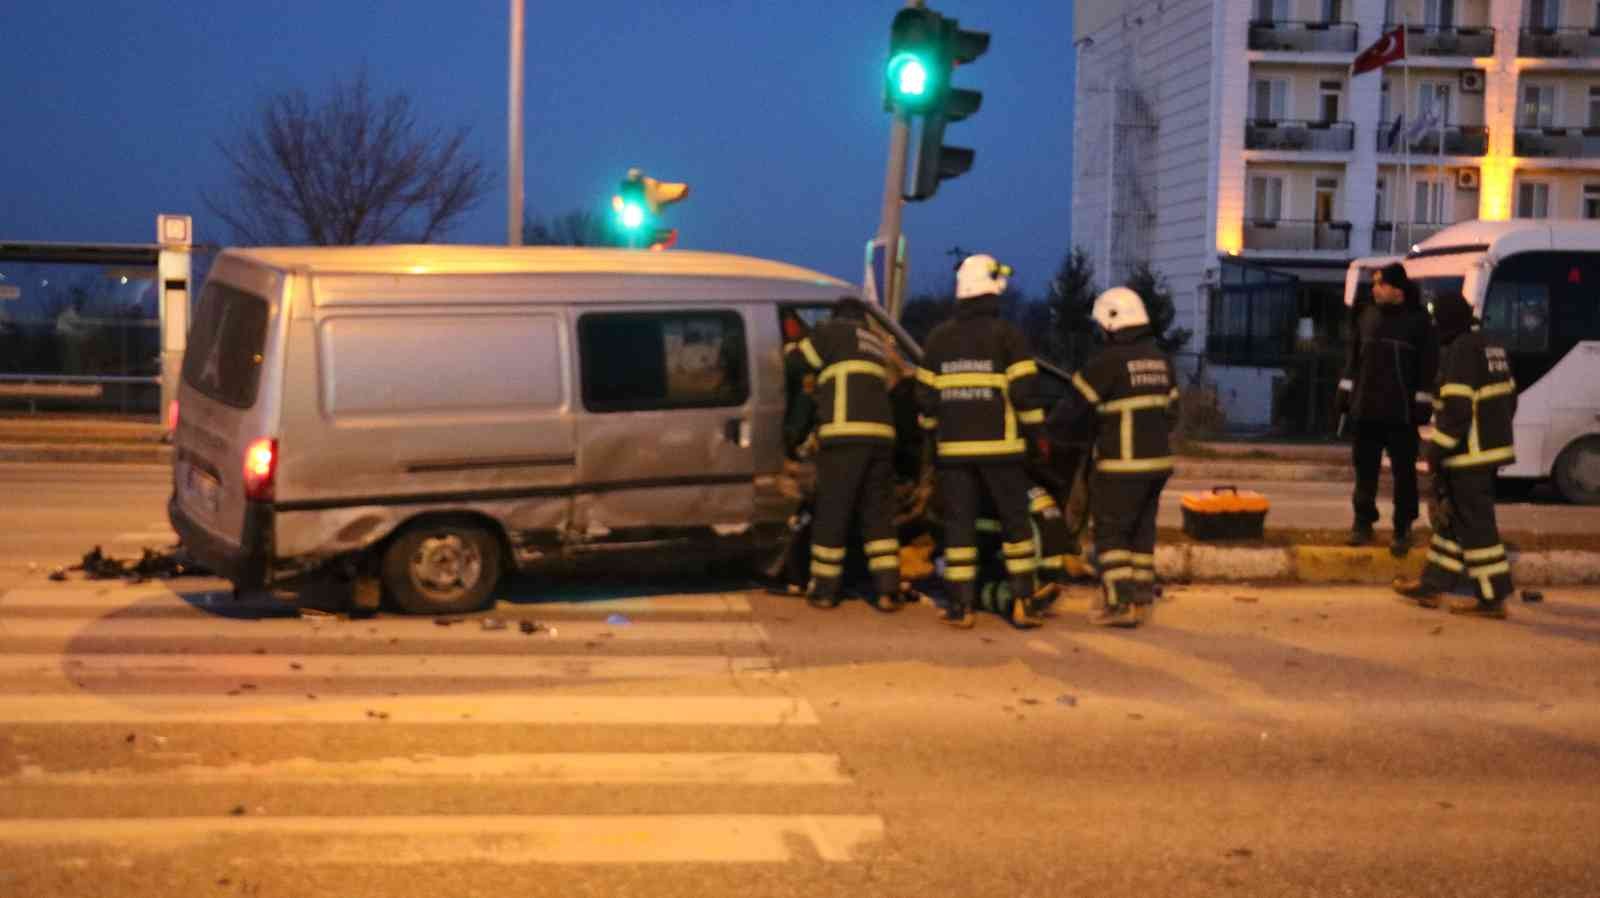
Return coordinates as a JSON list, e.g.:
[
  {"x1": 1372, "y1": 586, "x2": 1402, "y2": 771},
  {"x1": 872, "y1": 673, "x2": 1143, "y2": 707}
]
[
  {"x1": 1091, "y1": 286, "x2": 1150, "y2": 332},
  {"x1": 955, "y1": 253, "x2": 1012, "y2": 300}
]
